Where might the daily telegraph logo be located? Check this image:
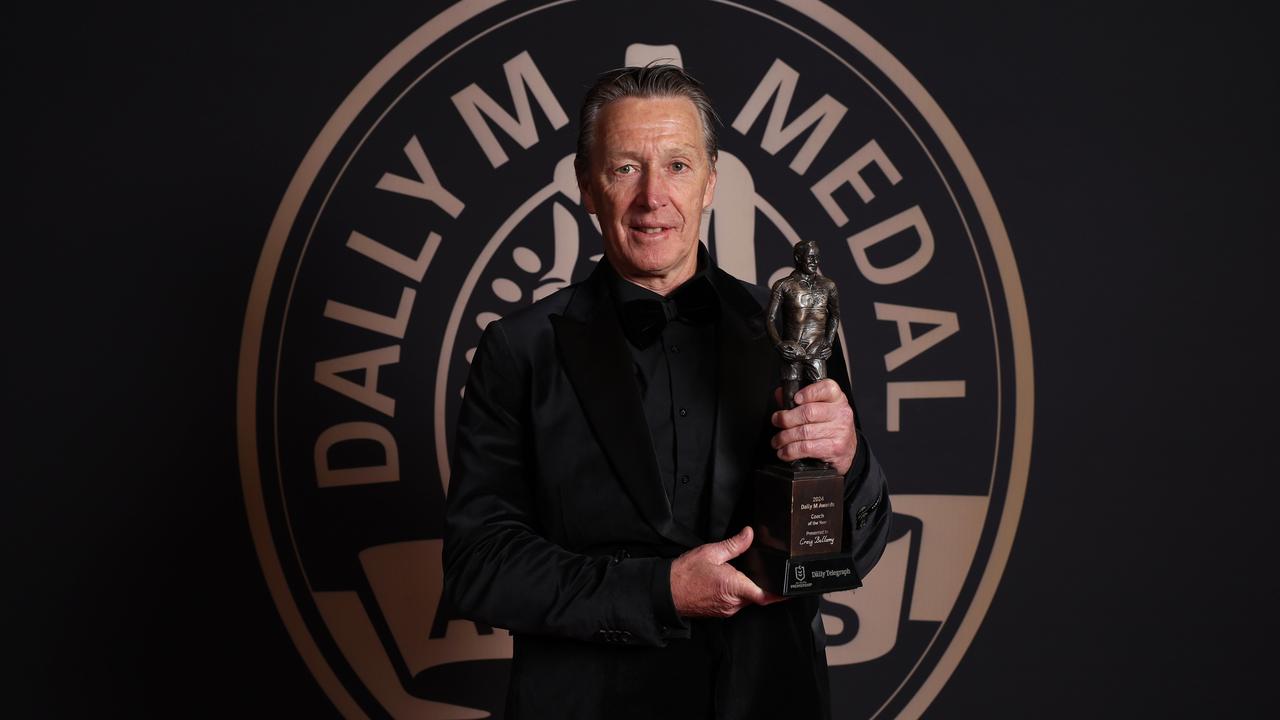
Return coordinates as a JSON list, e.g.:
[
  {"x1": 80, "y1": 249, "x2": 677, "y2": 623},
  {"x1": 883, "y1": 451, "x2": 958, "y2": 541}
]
[{"x1": 237, "y1": 1, "x2": 1034, "y2": 718}]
